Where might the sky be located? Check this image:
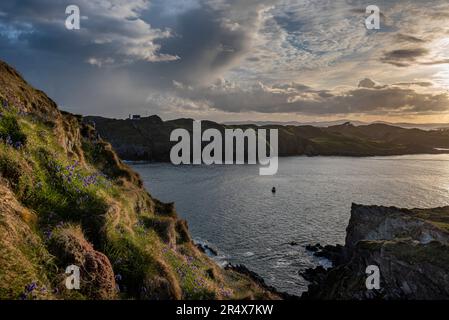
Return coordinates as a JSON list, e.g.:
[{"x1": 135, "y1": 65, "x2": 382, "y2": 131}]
[{"x1": 1, "y1": 0, "x2": 449, "y2": 123}]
